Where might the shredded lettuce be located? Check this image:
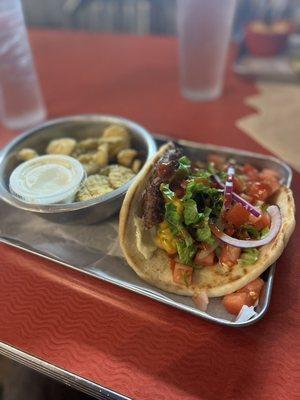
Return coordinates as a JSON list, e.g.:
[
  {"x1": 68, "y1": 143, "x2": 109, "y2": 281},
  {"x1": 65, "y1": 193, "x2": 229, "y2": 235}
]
[
  {"x1": 177, "y1": 156, "x2": 191, "y2": 175},
  {"x1": 194, "y1": 170, "x2": 211, "y2": 179},
  {"x1": 196, "y1": 225, "x2": 211, "y2": 242},
  {"x1": 203, "y1": 207, "x2": 212, "y2": 218},
  {"x1": 240, "y1": 224, "x2": 270, "y2": 240},
  {"x1": 165, "y1": 202, "x2": 196, "y2": 265},
  {"x1": 165, "y1": 203, "x2": 193, "y2": 246},
  {"x1": 183, "y1": 181, "x2": 208, "y2": 201},
  {"x1": 183, "y1": 182, "x2": 223, "y2": 218},
  {"x1": 183, "y1": 199, "x2": 200, "y2": 225},
  {"x1": 182, "y1": 180, "x2": 200, "y2": 200},
  {"x1": 160, "y1": 183, "x2": 175, "y2": 201},
  {"x1": 176, "y1": 240, "x2": 197, "y2": 265},
  {"x1": 161, "y1": 162, "x2": 225, "y2": 265},
  {"x1": 207, "y1": 163, "x2": 216, "y2": 174},
  {"x1": 194, "y1": 207, "x2": 214, "y2": 244},
  {"x1": 165, "y1": 203, "x2": 181, "y2": 234},
  {"x1": 238, "y1": 248, "x2": 259, "y2": 266},
  {"x1": 242, "y1": 224, "x2": 261, "y2": 239},
  {"x1": 218, "y1": 171, "x2": 229, "y2": 181},
  {"x1": 260, "y1": 226, "x2": 270, "y2": 238}
]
